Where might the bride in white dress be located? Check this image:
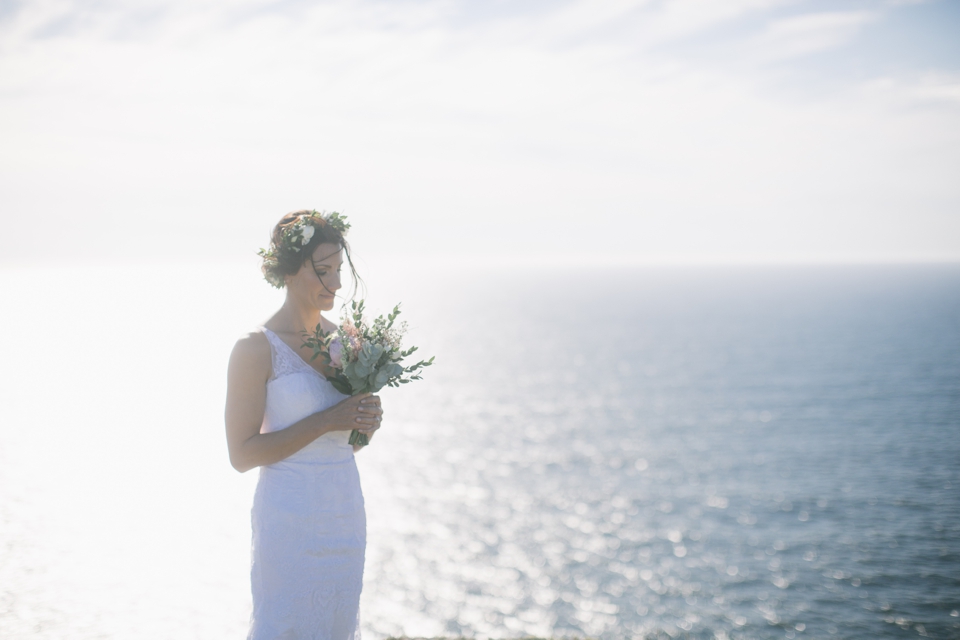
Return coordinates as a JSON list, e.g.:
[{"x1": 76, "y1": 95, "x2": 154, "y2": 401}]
[{"x1": 225, "y1": 211, "x2": 382, "y2": 640}]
